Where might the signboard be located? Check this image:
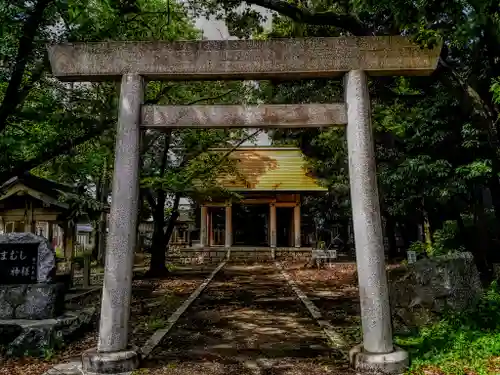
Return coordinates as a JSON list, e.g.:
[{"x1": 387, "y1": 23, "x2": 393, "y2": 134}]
[
  {"x1": 407, "y1": 250, "x2": 417, "y2": 264},
  {"x1": 0, "y1": 243, "x2": 39, "y2": 284}
]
